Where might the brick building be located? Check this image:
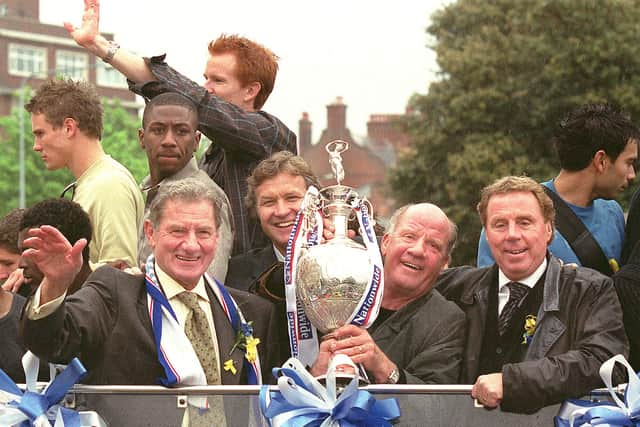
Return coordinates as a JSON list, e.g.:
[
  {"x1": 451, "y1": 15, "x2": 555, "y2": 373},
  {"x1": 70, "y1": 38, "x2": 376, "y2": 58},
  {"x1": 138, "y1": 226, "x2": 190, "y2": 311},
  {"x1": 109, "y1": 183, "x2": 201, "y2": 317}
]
[
  {"x1": 0, "y1": 0, "x2": 139, "y2": 116},
  {"x1": 298, "y1": 97, "x2": 411, "y2": 220}
]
